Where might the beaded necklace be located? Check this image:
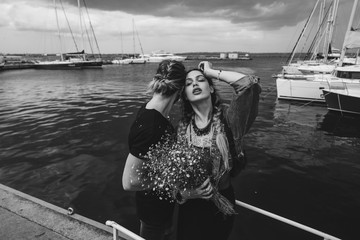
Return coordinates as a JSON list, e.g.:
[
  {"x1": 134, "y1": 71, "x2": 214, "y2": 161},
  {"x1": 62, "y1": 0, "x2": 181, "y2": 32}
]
[
  {"x1": 191, "y1": 117, "x2": 212, "y2": 136},
  {"x1": 188, "y1": 116, "x2": 214, "y2": 148}
]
